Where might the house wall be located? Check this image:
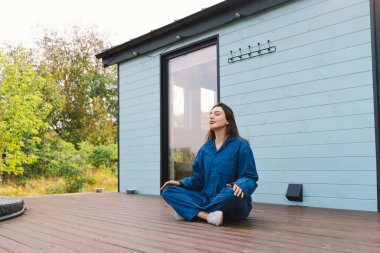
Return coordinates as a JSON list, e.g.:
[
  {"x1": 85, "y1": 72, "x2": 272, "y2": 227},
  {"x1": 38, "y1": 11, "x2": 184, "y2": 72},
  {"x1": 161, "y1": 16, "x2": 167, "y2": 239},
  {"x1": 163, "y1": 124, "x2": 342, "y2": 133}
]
[
  {"x1": 119, "y1": 0, "x2": 377, "y2": 211},
  {"x1": 119, "y1": 57, "x2": 161, "y2": 194}
]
